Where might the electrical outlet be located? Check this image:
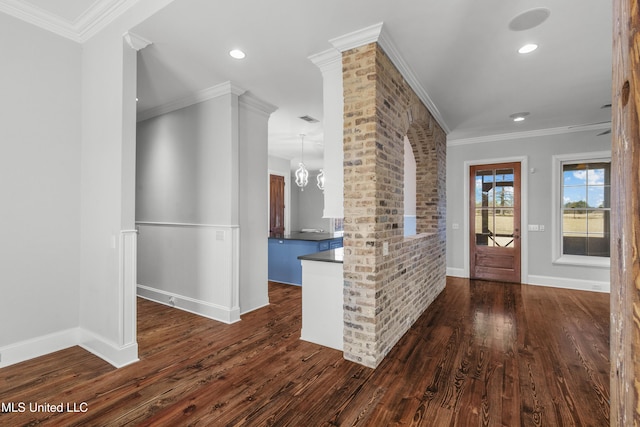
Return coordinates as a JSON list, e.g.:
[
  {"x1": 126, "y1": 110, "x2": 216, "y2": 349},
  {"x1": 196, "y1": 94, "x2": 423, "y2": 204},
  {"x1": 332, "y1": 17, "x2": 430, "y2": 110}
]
[
  {"x1": 383, "y1": 242, "x2": 389, "y2": 256},
  {"x1": 452, "y1": 223, "x2": 460, "y2": 230}
]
